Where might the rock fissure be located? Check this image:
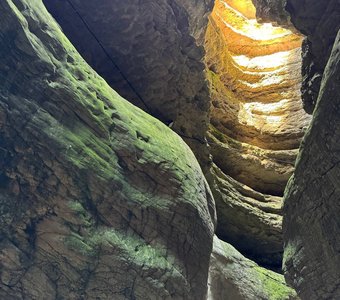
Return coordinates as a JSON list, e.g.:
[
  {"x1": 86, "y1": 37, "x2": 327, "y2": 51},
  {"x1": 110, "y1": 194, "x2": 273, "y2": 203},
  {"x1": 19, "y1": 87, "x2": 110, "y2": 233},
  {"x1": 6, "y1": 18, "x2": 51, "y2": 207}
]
[
  {"x1": 205, "y1": 0, "x2": 311, "y2": 268},
  {"x1": 1, "y1": 0, "x2": 339, "y2": 299}
]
